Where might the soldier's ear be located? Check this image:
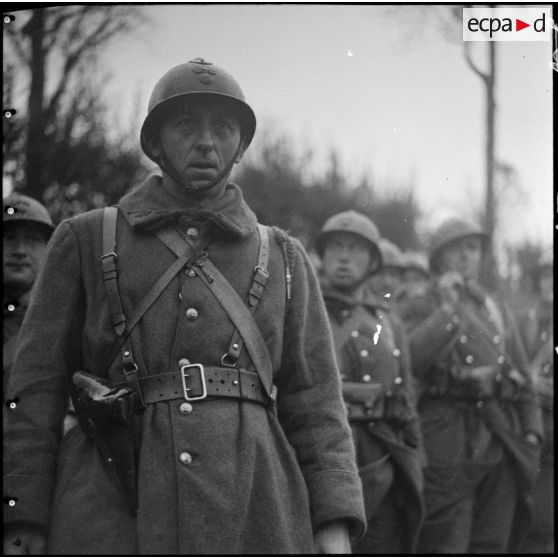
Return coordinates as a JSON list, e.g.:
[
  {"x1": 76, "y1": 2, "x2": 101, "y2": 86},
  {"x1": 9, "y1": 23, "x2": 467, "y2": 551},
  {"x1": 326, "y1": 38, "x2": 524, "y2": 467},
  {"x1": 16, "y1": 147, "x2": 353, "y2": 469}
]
[
  {"x1": 234, "y1": 144, "x2": 247, "y2": 164},
  {"x1": 234, "y1": 140, "x2": 246, "y2": 164},
  {"x1": 149, "y1": 140, "x2": 162, "y2": 159}
]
